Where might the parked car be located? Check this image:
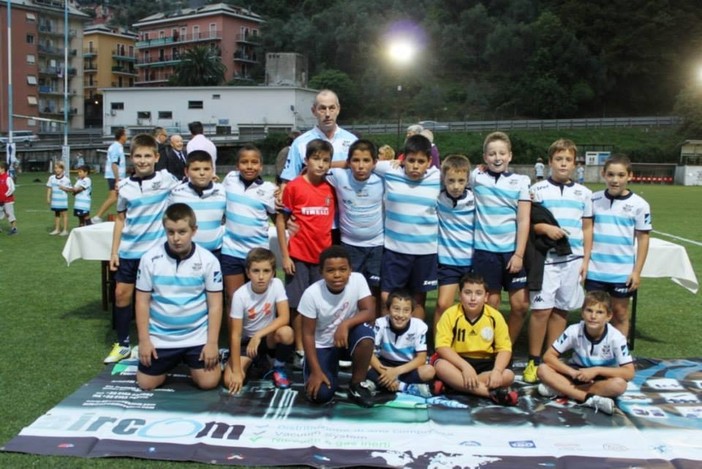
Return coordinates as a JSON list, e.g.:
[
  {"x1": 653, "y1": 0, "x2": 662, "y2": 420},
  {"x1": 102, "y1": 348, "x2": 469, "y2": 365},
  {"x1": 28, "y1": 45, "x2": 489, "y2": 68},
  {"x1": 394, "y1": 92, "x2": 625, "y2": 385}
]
[
  {"x1": 418, "y1": 120, "x2": 449, "y2": 131},
  {"x1": 0, "y1": 131, "x2": 39, "y2": 147}
]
